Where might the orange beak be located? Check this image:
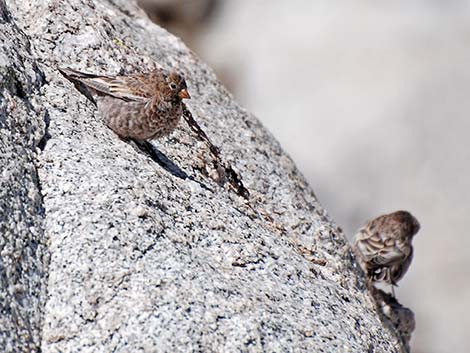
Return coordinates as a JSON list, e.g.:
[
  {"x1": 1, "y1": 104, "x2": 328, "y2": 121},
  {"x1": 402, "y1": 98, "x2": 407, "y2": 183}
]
[{"x1": 178, "y1": 88, "x2": 190, "y2": 99}]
